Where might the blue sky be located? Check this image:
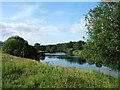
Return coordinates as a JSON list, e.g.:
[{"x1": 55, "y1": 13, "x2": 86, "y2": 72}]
[{"x1": 1, "y1": 2, "x2": 98, "y2": 45}]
